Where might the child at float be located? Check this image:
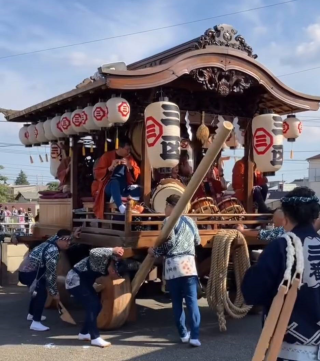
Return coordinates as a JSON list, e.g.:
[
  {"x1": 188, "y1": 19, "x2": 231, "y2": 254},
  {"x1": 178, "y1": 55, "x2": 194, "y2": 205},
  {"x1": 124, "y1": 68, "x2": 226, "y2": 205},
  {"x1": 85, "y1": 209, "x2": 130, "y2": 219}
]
[
  {"x1": 92, "y1": 137, "x2": 141, "y2": 217},
  {"x1": 241, "y1": 187, "x2": 320, "y2": 361},
  {"x1": 65, "y1": 246, "x2": 126, "y2": 348}
]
